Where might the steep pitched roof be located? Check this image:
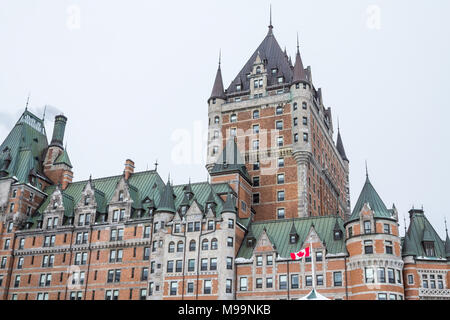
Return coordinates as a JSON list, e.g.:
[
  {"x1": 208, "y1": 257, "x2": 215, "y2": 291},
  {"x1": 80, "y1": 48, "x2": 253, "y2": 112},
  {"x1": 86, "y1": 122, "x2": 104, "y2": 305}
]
[
  {"x1": 54, "y1": 149, "x2": 72, "y2": 168},
  {"x1": 238, "y1": 216, "x2": 346, "y2": 259},
  {"x1": 0, "y1": 110, "x2": 48, "y2": 183},
  {"x1": 208, "y1": 64, "x2": 226, "y2": 102},
  {"x1": 156, "y1": 179, "x2": 176, "y2": 213},
  {"x1": 210, "y1": 138, "x2": 250, "y2": 182},
  {"x1": 292, "y1": 45, "x2": 309, "y2": 85},
  {"x1": 347, "y1": 175, "x2": 393, "y2": 223},
  {"x1": 226, "y1": 27, "x2": 293, "y2": 94},
  {"x1": 403, "y1": 210, "x2": 447, "y2": 259},
  {"x1": 445, "y1": 232, "x2": 450, "y2": 258},
  {"x1": 336, "y1": 130, "x2": 348, "y2": 162},
  {"x1": 221, "y1": 192, "x2": 237, "y2": 214}
]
